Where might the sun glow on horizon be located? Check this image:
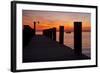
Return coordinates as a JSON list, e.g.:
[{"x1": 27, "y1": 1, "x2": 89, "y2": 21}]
[{"x1": 23, "y1": 10, "x2": 91, "y2": 32}]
